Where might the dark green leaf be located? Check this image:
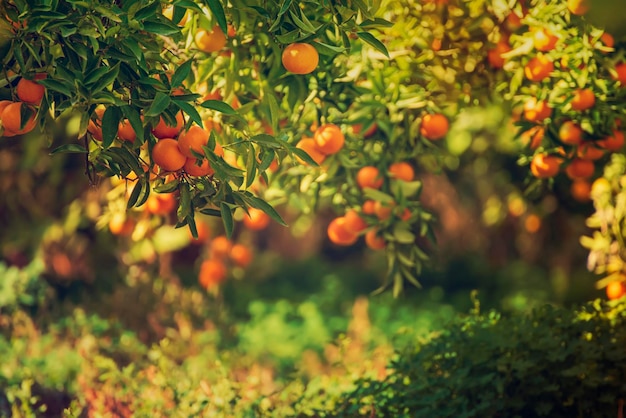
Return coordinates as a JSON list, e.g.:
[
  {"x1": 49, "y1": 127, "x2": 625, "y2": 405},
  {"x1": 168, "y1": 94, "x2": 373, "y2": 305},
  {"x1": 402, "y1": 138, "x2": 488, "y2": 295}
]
[
  {"x1": 239, "y1": 193, "x2": 287, "y2": 226},
  {"x1": 172, "y1": 98, "x2": 203, "y2": 127},
  {"x1": 145, "y1": 92, "x2": 171, "y2": 117},
  {"x1": 200, "y1": 99, "x2": 237, "y2": 115},
  {"x1": 220, "y1": 202, "x2": 234, "y2": 239},
  {"x1": 356, "y1": 31, "x2": 390, "y2": 58},
  {"x1": 154, "y1": 179, "x2": 180, "y2": 193},
  {"x1": 50, "y1": 144, "x2": 87, "y2": 155},
  {"x1": 206, "y1": 0, "x2": 228, "y2": 34},
  {"x1": 171, "y1": 60, "x2": 192, "y2": 88},
  {"x1": 102, "y1": 106, "x2": 123, "y2": 148},
  {"x1": 290, "y1": 147, "x2": 318, "y2": 166}
]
